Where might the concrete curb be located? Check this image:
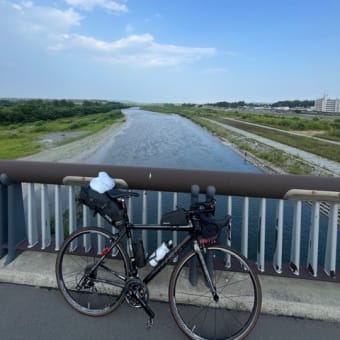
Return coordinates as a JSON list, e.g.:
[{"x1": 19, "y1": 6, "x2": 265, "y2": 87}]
[{"x1": 1, "y1": 251, "x2": 340, "y2": 323}]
